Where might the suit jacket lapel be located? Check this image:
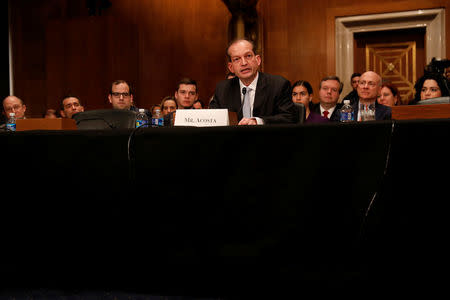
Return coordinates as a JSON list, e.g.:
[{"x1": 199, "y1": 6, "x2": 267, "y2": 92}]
[
  {"x1": 253, "y1": 72, "x2": 267, "y2": 114},
  {"x1": 352, "y1": 101, "x2": 359, "y2": 120},
  {"x1": 230, "y1": 78, "x2": 243, "y2": 119},
  {"x1": 375, "y1": 101, "x2": 384, "y2": 120}
]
